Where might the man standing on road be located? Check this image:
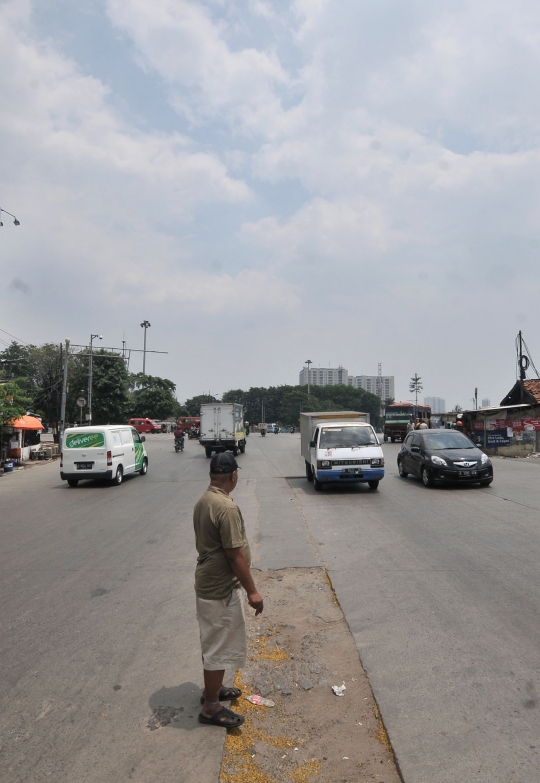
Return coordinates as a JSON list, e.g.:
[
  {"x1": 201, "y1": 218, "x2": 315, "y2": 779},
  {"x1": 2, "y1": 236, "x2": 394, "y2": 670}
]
[{"x1": 193, "y1": 452, "x2": 263, "y2": 728}]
